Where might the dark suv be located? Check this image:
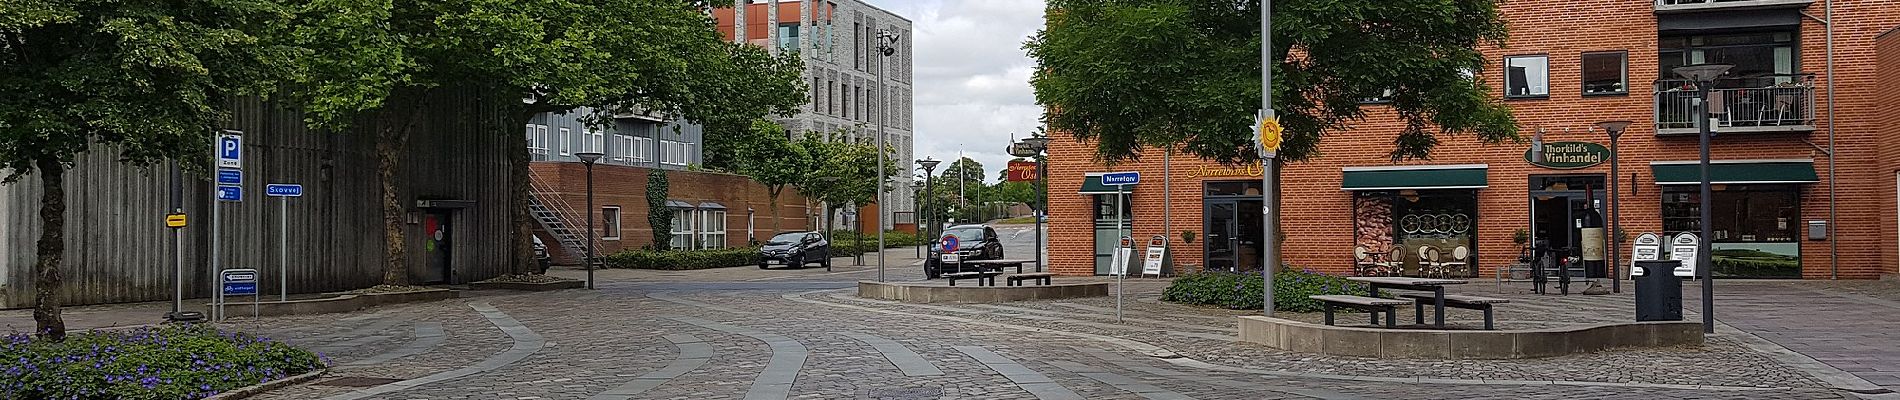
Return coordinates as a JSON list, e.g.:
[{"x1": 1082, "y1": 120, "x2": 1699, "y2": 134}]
[
  {"x1": 759, "y1": 231, "x2": 831, "y2": 269},
  {"x1": 924, "y1": 225, "x2": 1004, "y2": 279}
]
